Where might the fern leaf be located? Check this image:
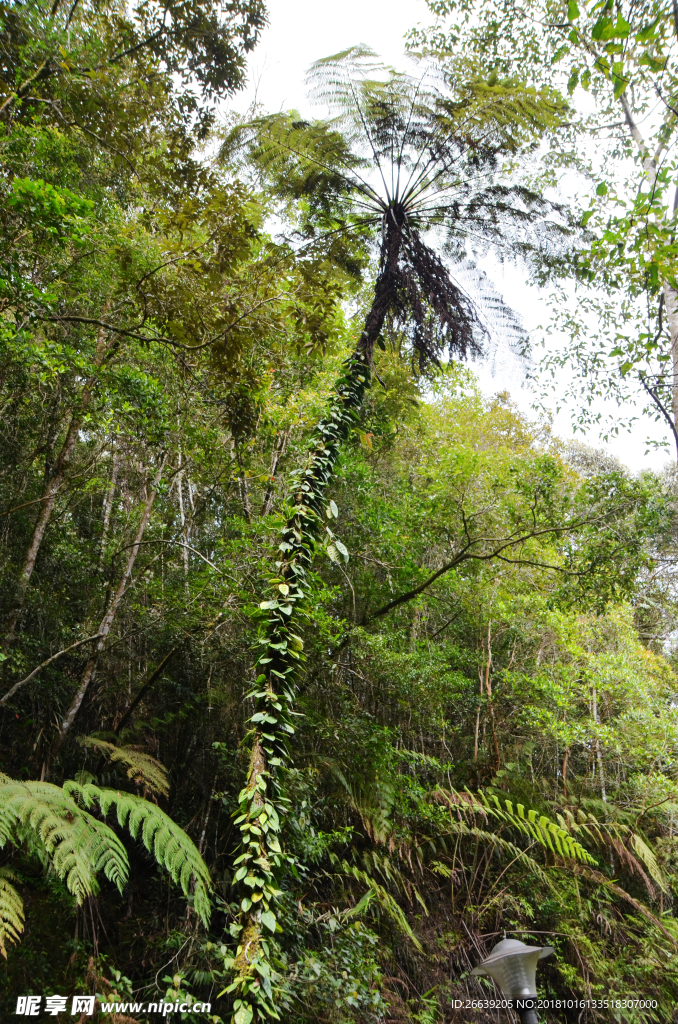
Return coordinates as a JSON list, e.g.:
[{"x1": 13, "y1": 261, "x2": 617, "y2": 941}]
[
  {"x1": 343, "y1": 863, "x2": 423, "y2": 951},
  {"x1": 631, "y1": 832, "x2": 668, "y2": 893},
  {"x1": 0, "y1": 780, "x2": 128, "y2": 902},
  {"x1": 66, "y1": 782, "x2": 212, "y2": 925},
  {"x1": 79, "y1": 737, "x2": 170, "y2": 798},
  {"x1": 0, "y1": 867, "x2": 24, "y2": 958}
]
